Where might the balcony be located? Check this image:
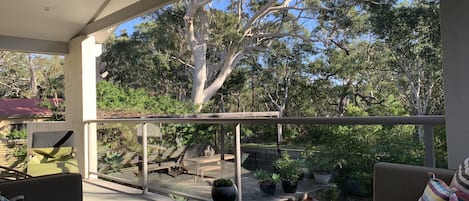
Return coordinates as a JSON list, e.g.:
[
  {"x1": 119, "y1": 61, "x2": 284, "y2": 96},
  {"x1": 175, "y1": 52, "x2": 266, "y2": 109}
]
[{"x1": 70, "y1": 115, "x2": 445, "y2": 200}]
